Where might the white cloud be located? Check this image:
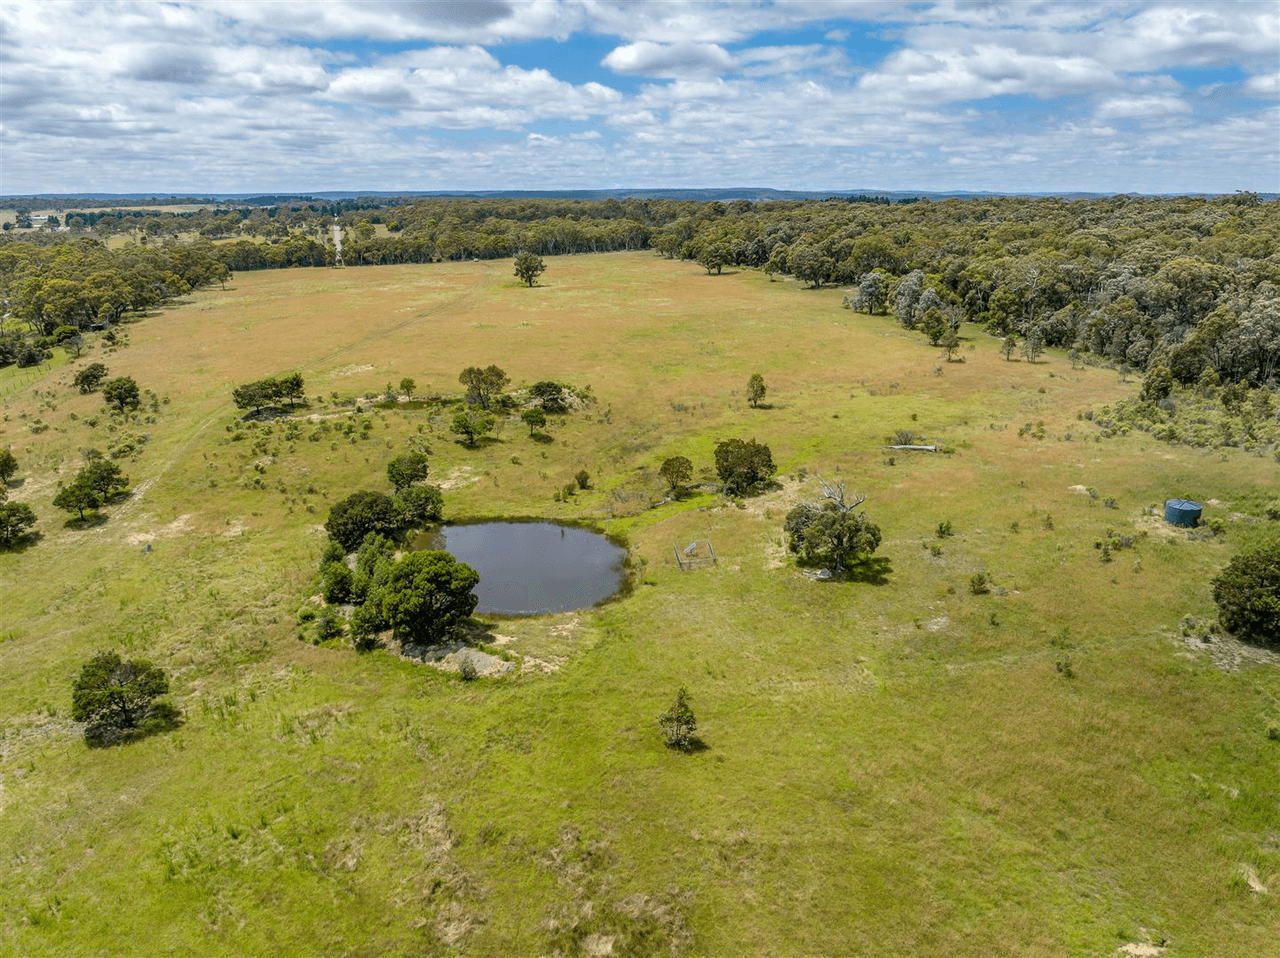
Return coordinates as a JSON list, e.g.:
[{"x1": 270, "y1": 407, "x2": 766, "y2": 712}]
[
  {"x1": 602, "y1": 41, "x2": 733, "y2": 77},
  {"x1": 601, "y1": 40, "x2": 847, "y2": 79},
  {"x1": 0, "y1": 1, "x2": 1275, "y2": 194},
  {"x1": 1096, "y1": 94, "x2": 1193, "y2": 119},
  {"x1": 1243, "y1": 71, "x2": 1280, "y2": 98},
  {"x1": 857, "y1": 45, "x2": 1118, "y2": 104}
]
